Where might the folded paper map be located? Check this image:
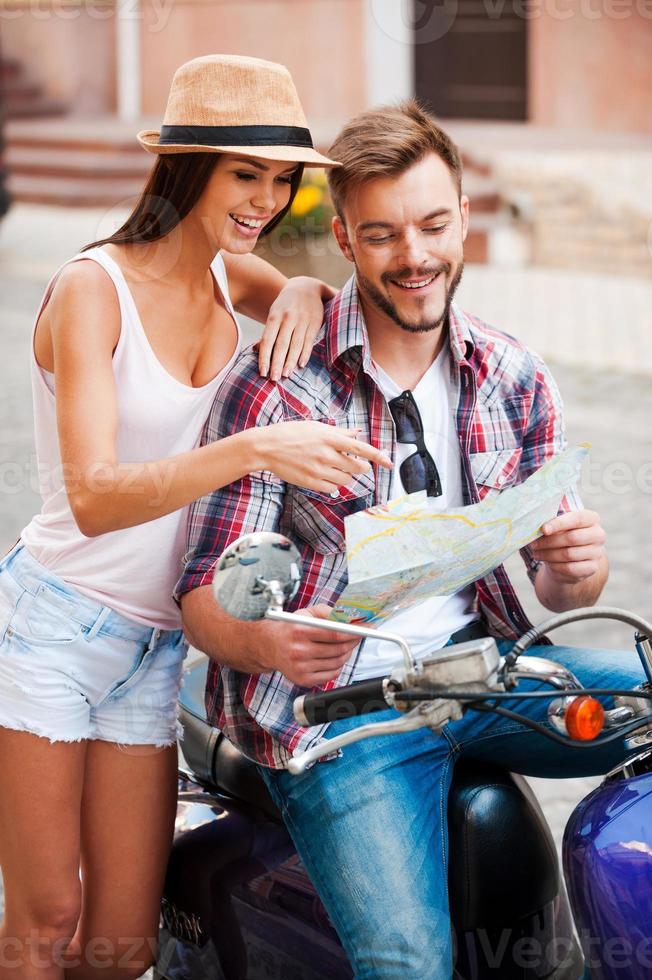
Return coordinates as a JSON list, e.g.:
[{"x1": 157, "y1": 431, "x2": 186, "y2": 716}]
[{"x1": 331, "y1": 446, "x2": 588, "y2": 624}]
